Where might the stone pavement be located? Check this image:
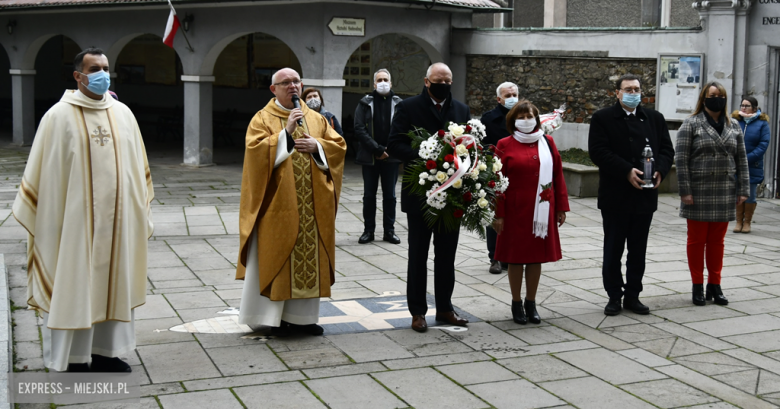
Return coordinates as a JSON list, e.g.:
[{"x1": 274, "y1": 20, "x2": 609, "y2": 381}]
[{"x1": 2, "y1": 143, "x2": 780, "y2": 409}]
